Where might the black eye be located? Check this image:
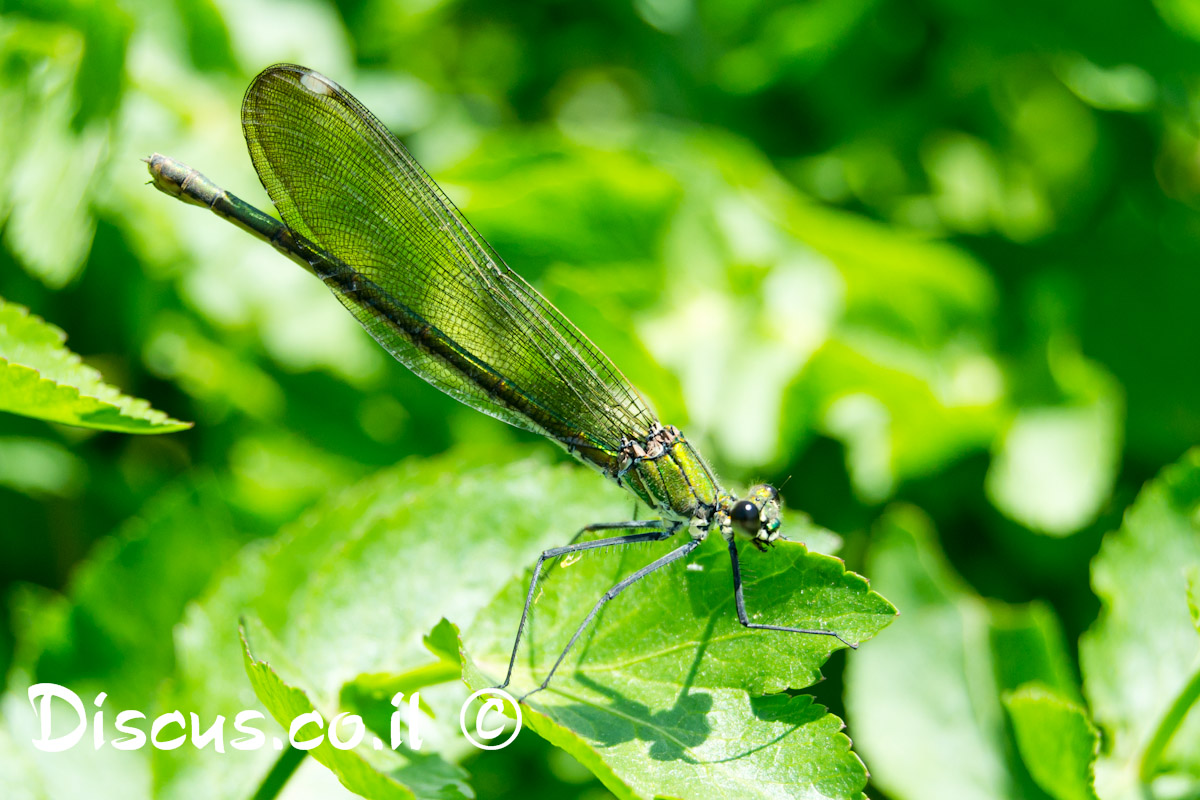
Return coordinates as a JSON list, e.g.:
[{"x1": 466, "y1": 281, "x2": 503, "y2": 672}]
[{"x1": 731, "y1": 500, "x2": 760, "y2": 535}]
